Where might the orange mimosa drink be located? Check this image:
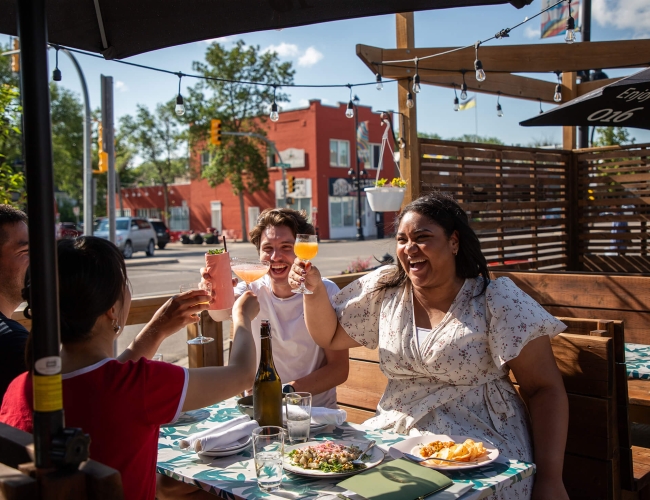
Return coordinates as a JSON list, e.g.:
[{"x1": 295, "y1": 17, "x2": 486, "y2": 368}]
[
  {"x1": 294, "y1": 241, "x2": 318, "y2": 261},
  {"x1": 232, "y1": 265, "x2": 269, "y2": 284}
]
